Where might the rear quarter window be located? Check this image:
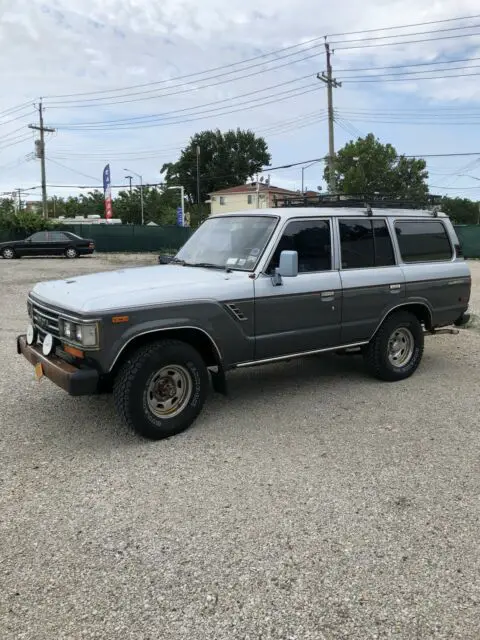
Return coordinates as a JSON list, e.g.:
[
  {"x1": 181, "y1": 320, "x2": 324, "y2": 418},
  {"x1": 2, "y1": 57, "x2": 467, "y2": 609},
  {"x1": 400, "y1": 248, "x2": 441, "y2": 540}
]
[{"x1": 395, "y1": 220, "x2": 452, "y2": 263}]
